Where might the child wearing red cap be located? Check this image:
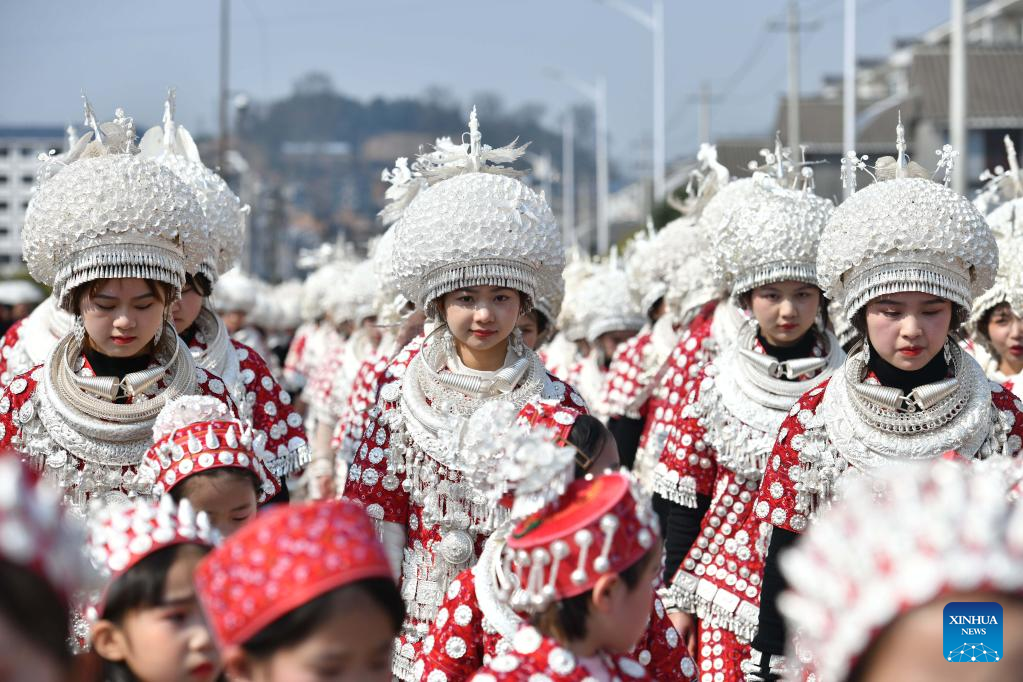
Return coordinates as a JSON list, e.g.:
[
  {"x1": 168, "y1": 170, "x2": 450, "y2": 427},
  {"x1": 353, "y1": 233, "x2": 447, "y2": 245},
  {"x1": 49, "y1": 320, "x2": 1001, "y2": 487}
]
[
  {"x1": 469, "y1": 472, "x2": 661, "y2": 681},
  {"x1": 417, "y1": 415, "x2": 696, "y2": 681},
  {"x1": 135, "y1": 396, "x2": 280, "y2": 536},
  {"x1": 87, "y1": 496, "x2": 220, "y2": 682},
  {"x1": 194, "y1": 500, "x2": 404, "y2": 681}
]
